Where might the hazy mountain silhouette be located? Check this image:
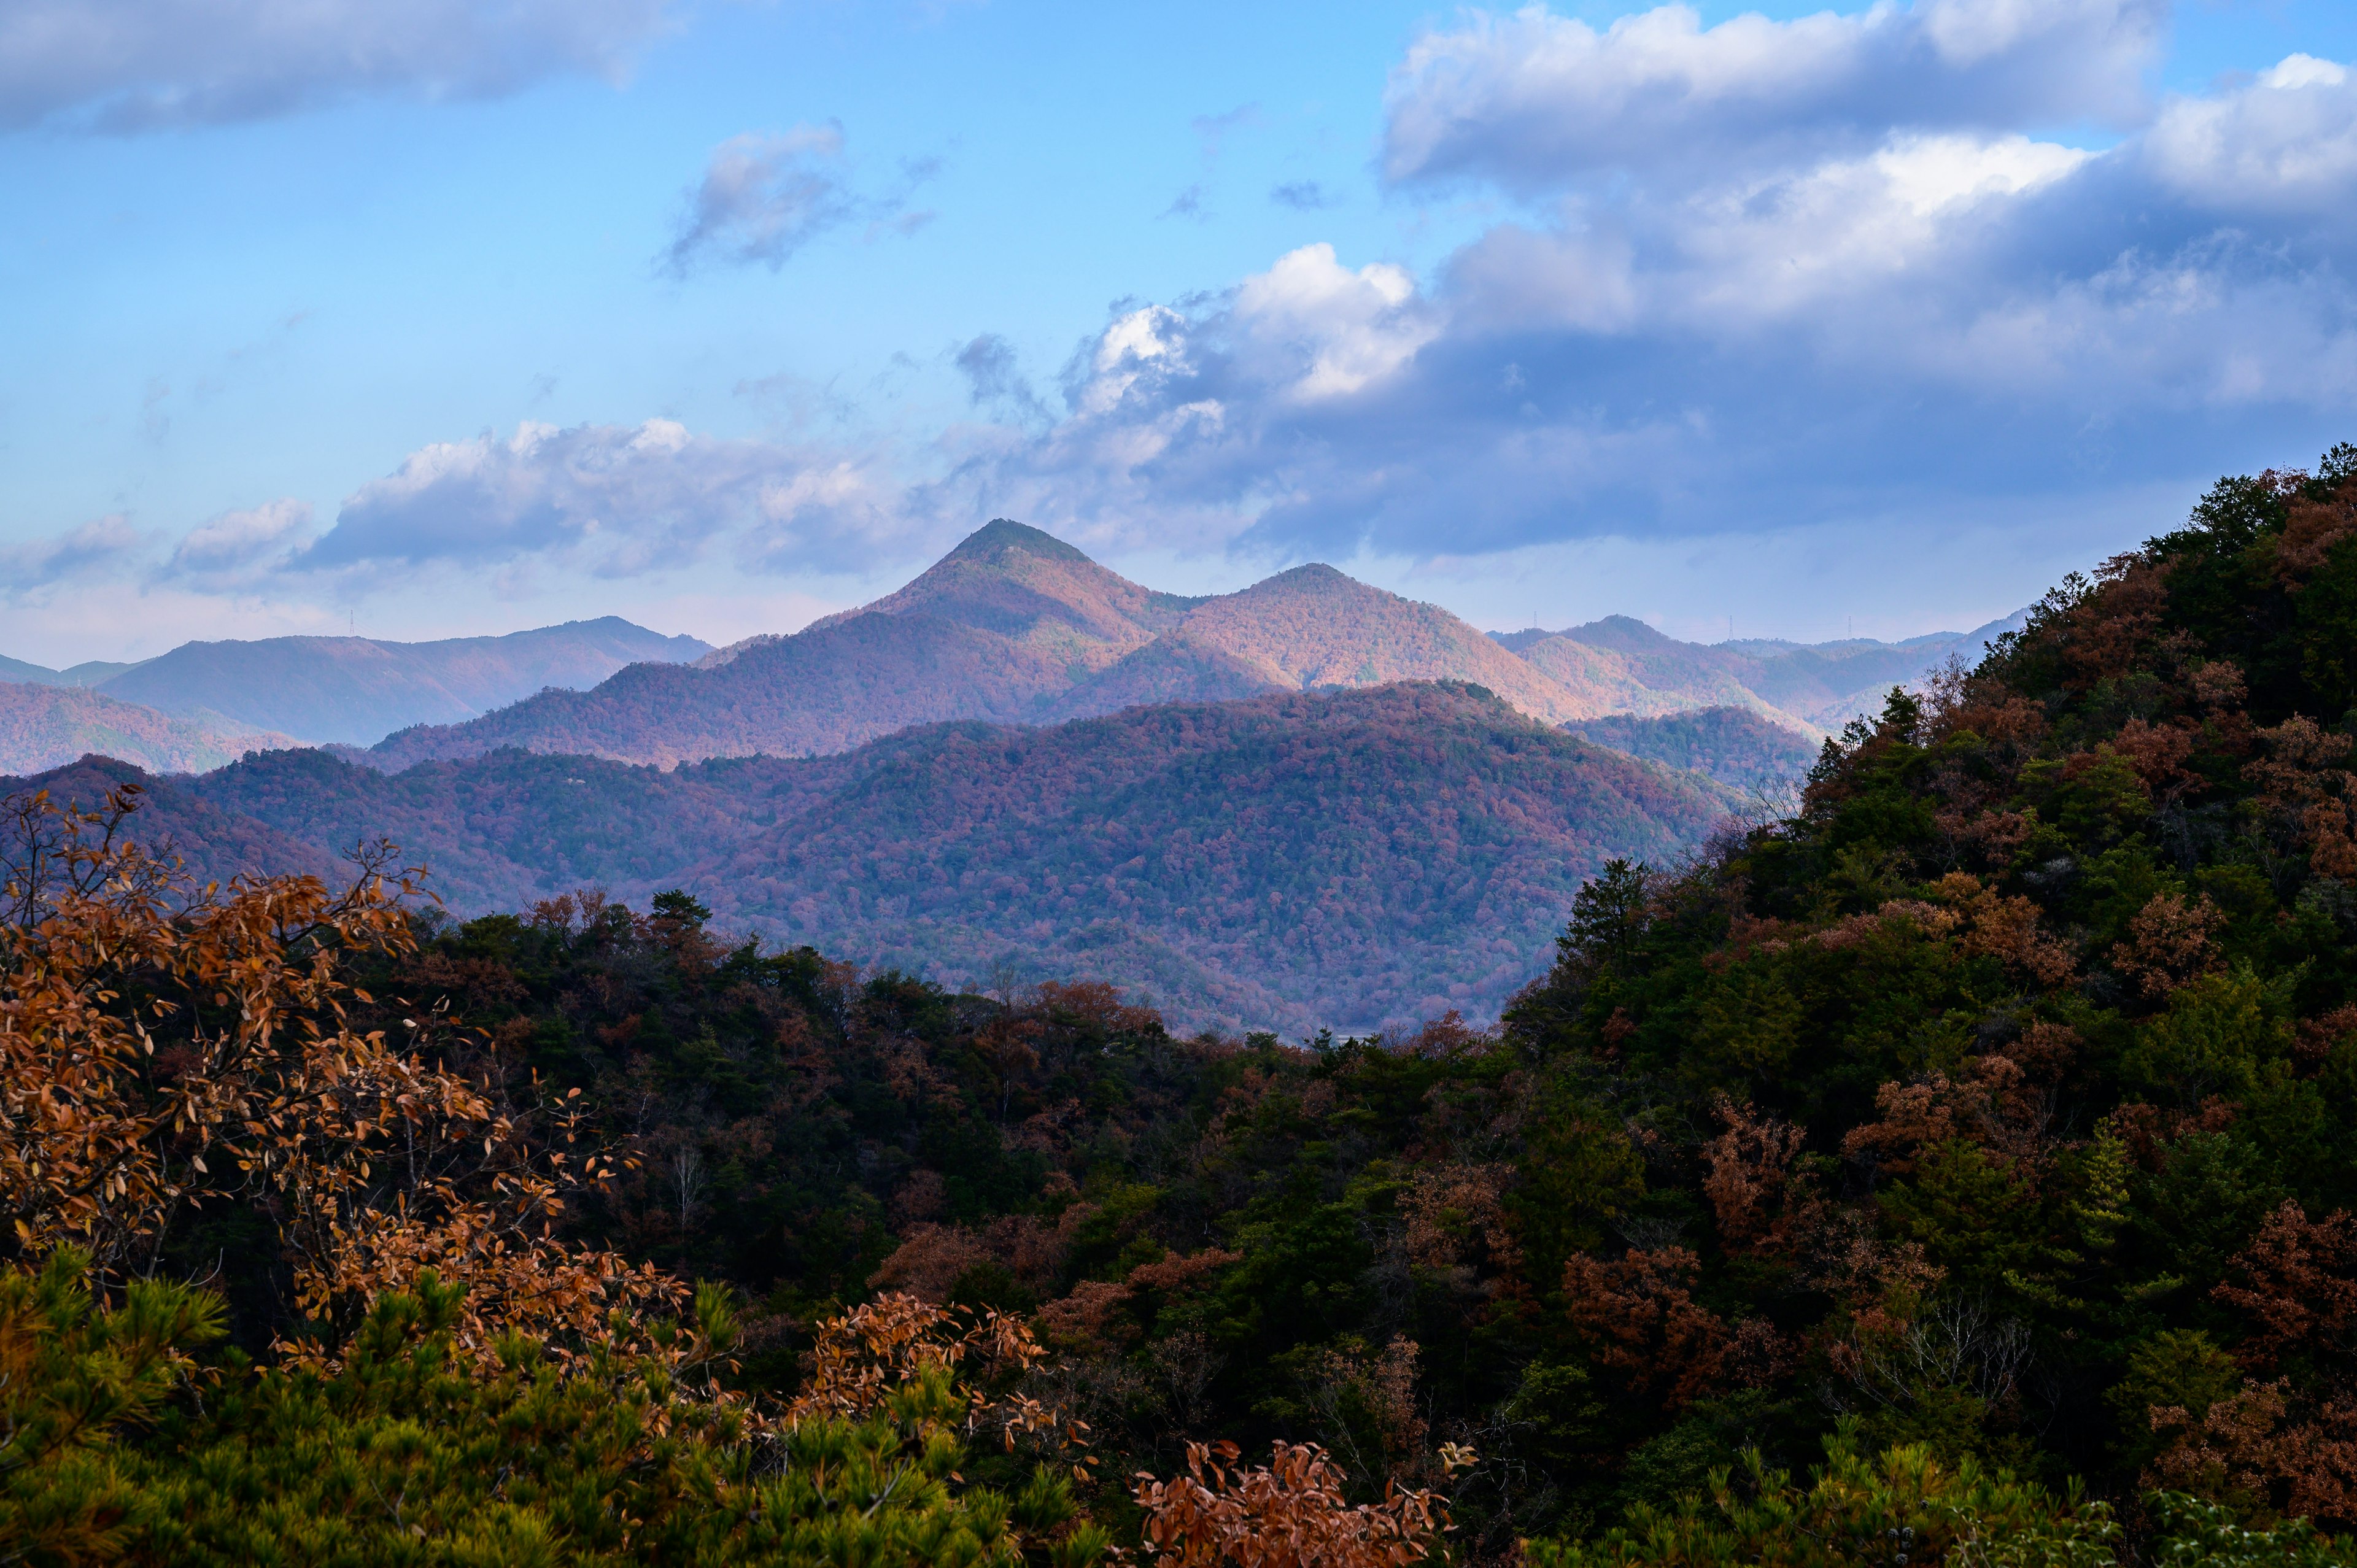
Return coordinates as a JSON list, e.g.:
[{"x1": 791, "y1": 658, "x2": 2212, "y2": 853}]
[
  {"x1": 0, "y1": 619, "x2": 709, "y2": 750},
  {"x1": 369, "y1": 521, "x2": 1921, "y2": 770},
  {"x1": 0, "y1": 682, "x2": 298, "y2": 776}
]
